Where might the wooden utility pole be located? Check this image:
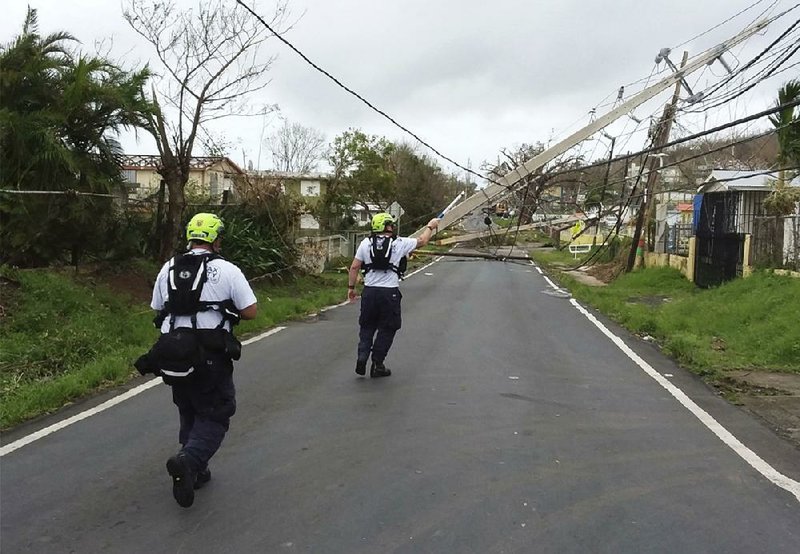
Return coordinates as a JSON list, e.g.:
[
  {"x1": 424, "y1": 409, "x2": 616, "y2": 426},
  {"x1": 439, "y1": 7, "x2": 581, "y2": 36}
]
[{"x1": 625, "y1": 51, "x2": 688, "y2": 273}]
